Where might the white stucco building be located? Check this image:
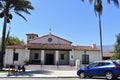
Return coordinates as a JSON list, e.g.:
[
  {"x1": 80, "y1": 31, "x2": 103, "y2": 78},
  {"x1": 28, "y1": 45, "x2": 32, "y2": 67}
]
[{"x1": 4, "y1": 33, "x2": 101, "y2": 66}]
